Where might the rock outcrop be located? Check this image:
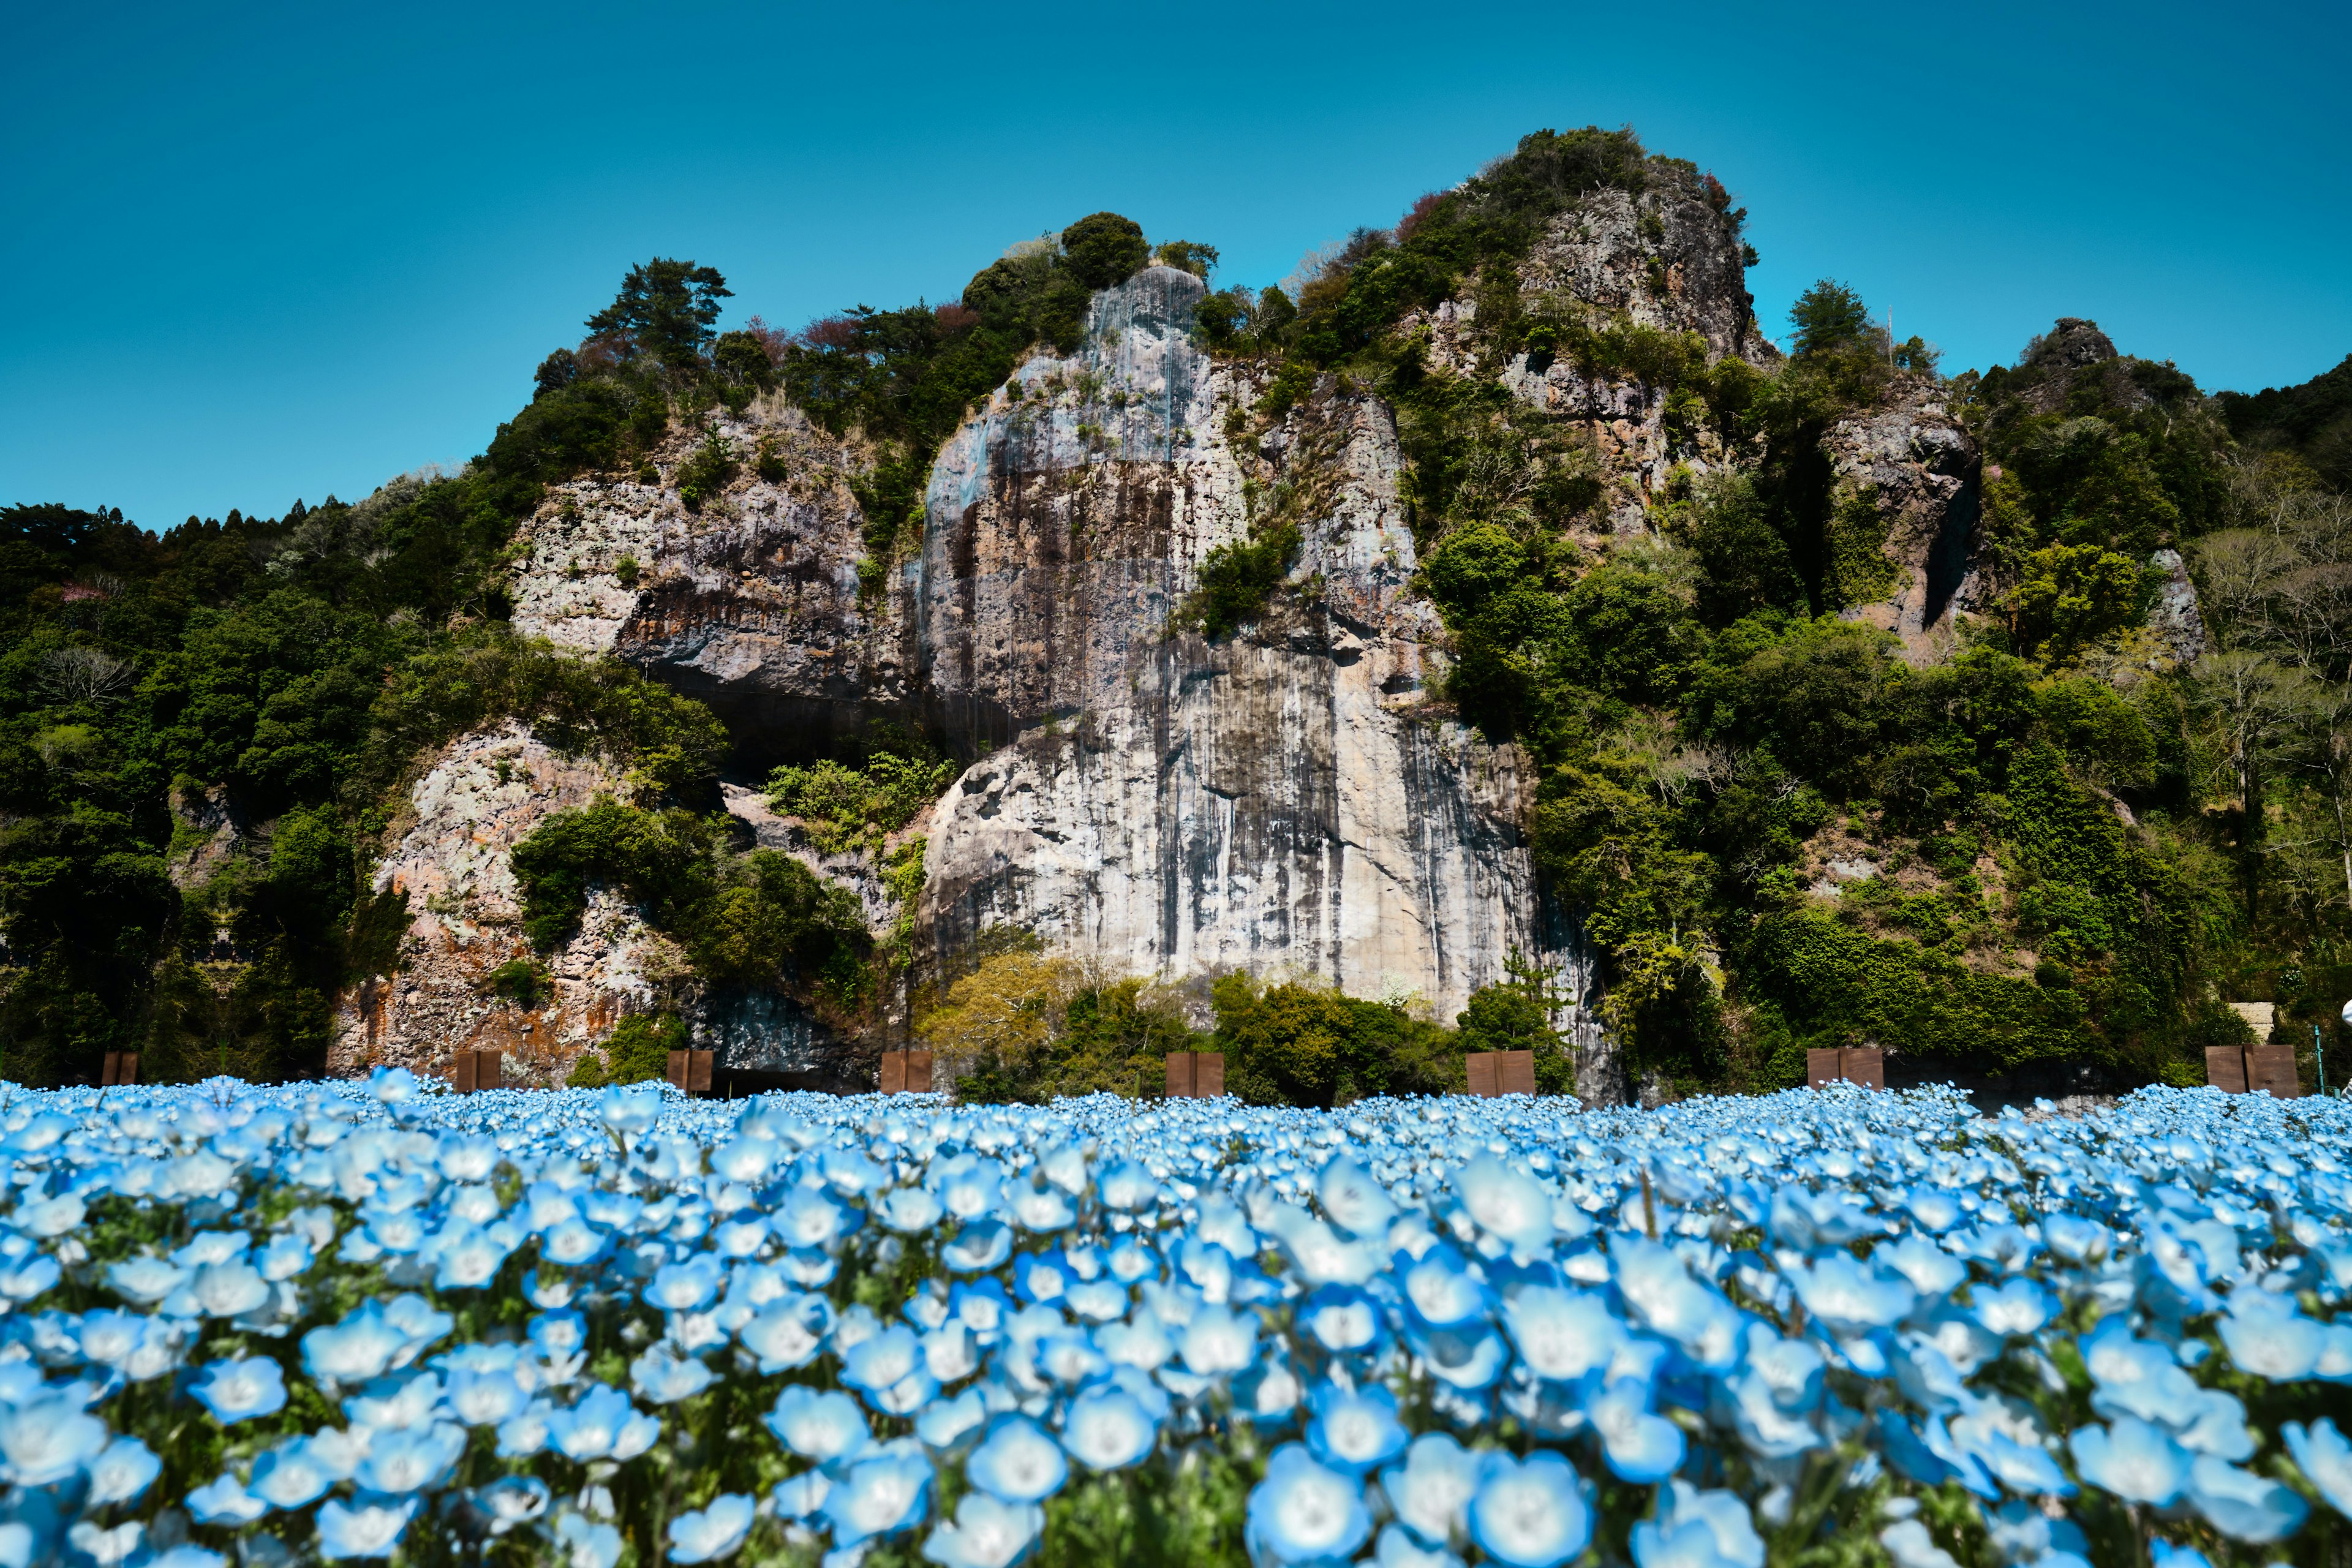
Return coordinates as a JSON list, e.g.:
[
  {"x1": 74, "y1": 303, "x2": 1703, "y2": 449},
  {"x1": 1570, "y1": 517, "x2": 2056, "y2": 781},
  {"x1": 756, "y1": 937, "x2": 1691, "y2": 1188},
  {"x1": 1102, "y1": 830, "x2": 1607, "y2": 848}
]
[
  {"x1": 907, "y1": 268, "x2": 1587, "y2": 1049},
  {"x1": 1822, "y1": 379, "x2": 1988, "y2": 658},
  {"x1": 327, "y1": 725, "x2": 659, "y2": 1085}
]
